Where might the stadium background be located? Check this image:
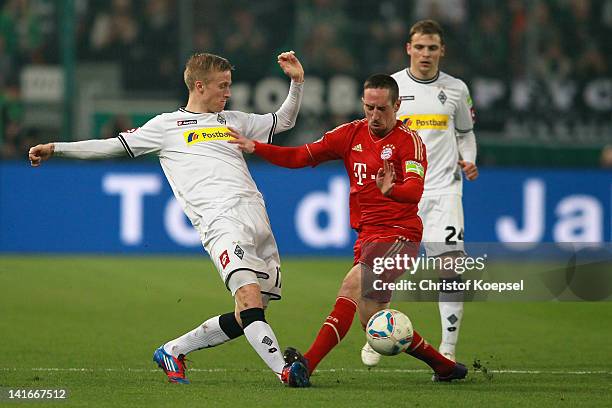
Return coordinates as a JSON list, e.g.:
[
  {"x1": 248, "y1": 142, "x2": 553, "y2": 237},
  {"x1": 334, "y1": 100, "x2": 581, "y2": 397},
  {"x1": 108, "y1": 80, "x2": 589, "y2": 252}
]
[
  {"x1": 1, "y1": 1, "x2": 611, "y2": 407},
  {"x1": 1, "y1": 0, "x2": 611, "y2": 252}
]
